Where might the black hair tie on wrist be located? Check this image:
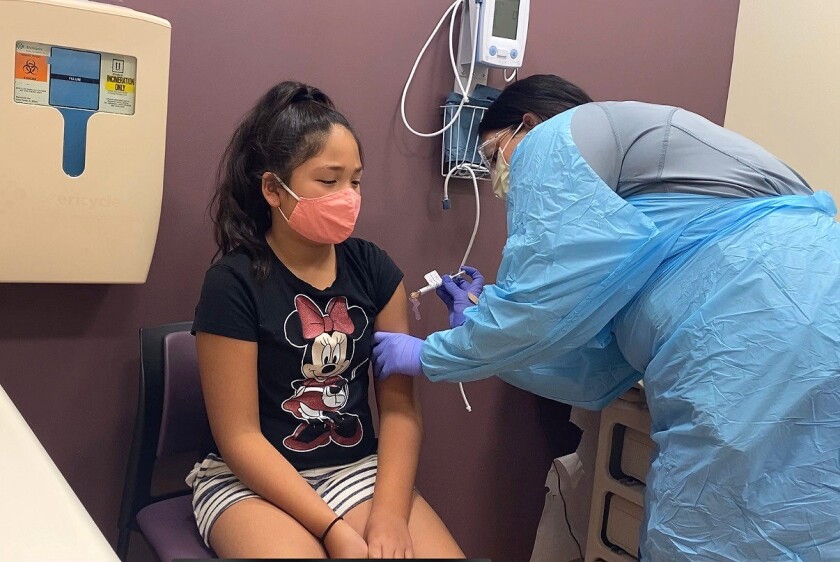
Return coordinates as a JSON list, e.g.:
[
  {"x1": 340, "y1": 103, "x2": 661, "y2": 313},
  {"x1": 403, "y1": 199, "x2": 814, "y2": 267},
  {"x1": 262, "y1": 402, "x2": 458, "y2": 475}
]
[{"x1": 319, "y1": 515, "x2": 343, "y2": 544}]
